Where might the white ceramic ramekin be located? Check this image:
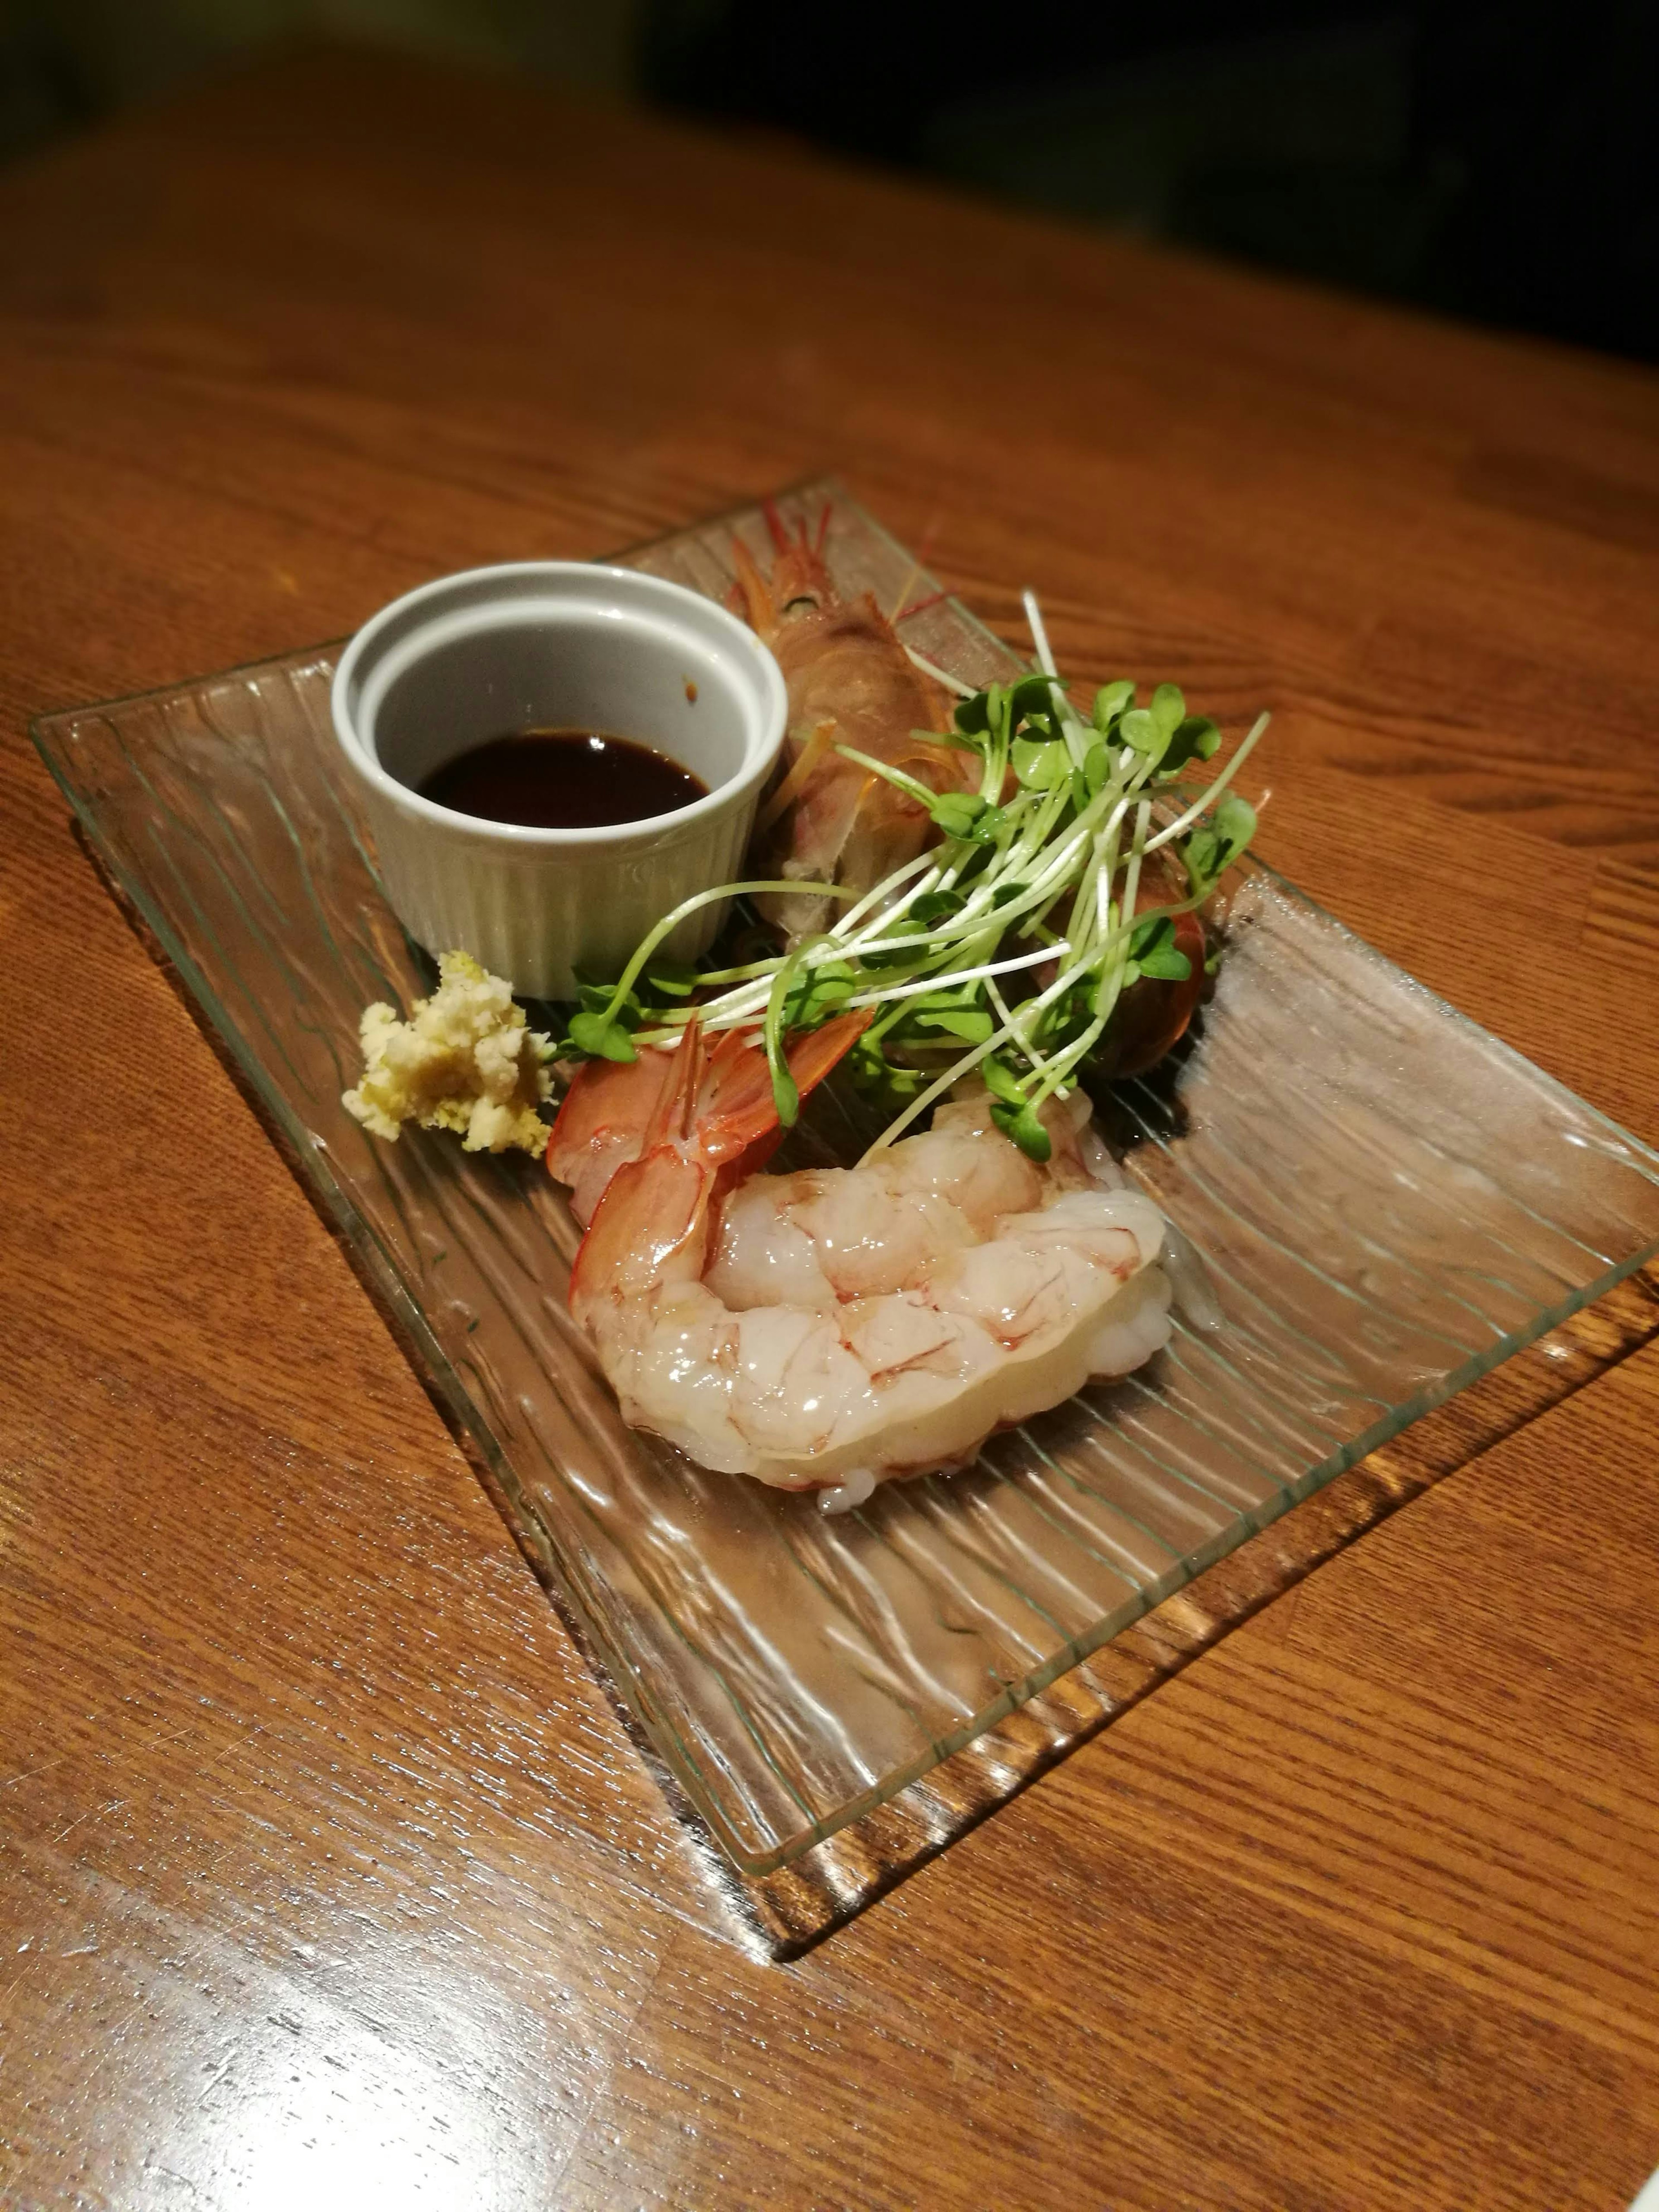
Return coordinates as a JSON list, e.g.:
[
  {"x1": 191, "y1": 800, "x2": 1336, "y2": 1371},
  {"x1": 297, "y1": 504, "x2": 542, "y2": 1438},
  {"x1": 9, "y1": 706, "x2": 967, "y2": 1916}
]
[{"x1": 331, "y1": 562, "x2": 787, "y2": 1000}]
